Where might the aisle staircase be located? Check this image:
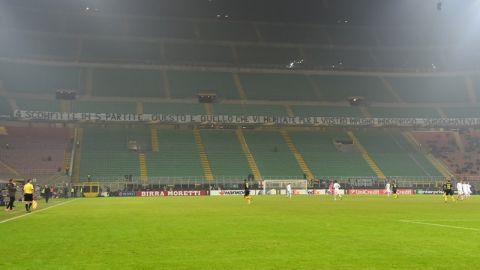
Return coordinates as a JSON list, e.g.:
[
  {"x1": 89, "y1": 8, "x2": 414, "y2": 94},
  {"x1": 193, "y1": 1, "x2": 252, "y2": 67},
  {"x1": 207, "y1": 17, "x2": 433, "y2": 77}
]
[
  {"x1": 150, "y1": 127, "x2": 159, "y2": 152},
  {"x1": 138, "y1": 153, "x2": 148, "y2": 183},
  {"x1": 235, "y1": 128, "x2": 262, "y2": 181},
  {"x1": 280, "y1": 130, "x2": 314, "y2": 180},
  {"x1": 193, "y1": 128, "x2": 214, "y2": 181},
  {"x1": 72, "y1": 128, "x2": 83, "y2": 181},
  {"x1": 347, "y1": 130, "x2": 386, "y2": 178}
]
